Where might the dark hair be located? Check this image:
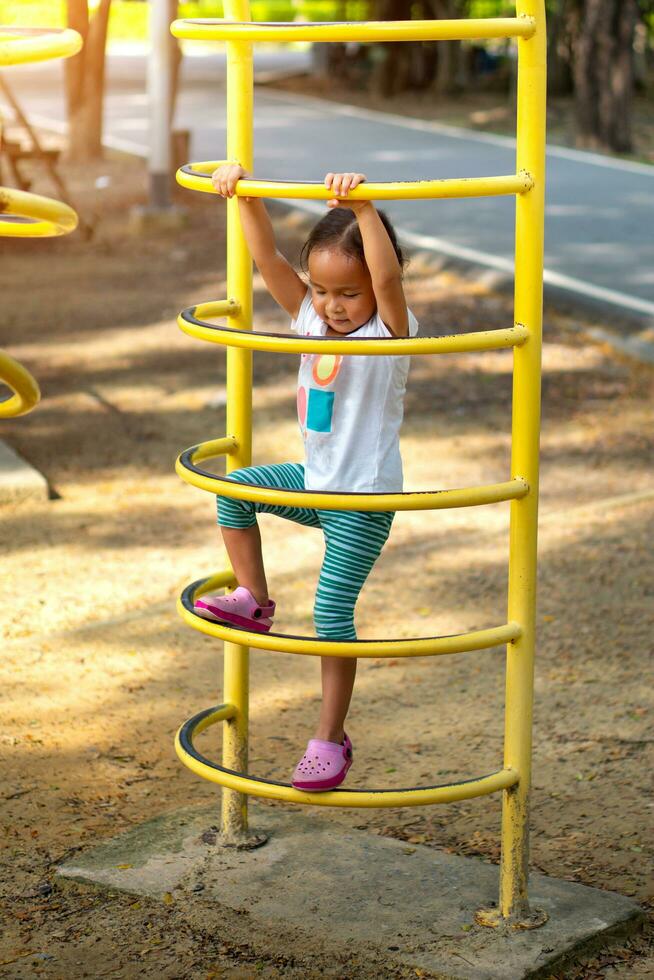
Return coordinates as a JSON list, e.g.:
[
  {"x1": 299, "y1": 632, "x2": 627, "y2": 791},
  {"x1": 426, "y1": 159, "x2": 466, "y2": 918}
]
[{"x1": 300, "y1": 207, "x2": 406, "y2": 274}]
